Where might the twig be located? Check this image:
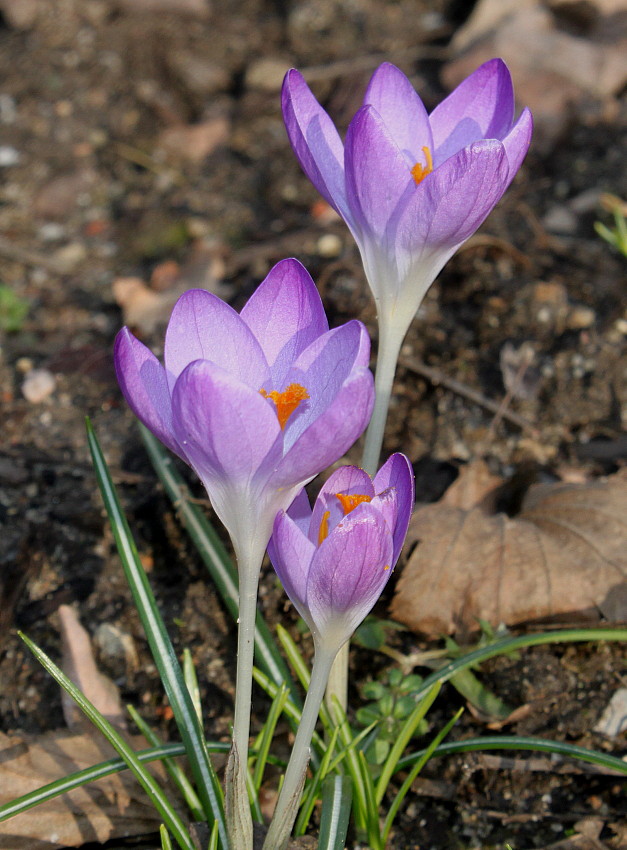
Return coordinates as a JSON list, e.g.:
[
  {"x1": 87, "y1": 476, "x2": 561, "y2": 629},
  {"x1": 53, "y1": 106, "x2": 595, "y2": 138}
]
[{"x1": 400, "y1": 355, "x2": 539, "y2": 437}]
